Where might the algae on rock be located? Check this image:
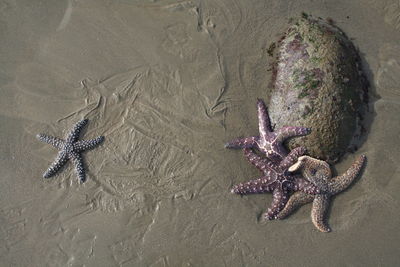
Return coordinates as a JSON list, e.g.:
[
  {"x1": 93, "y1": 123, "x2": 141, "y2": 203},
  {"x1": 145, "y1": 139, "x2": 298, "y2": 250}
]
[{"x1": 269, "y1": 15, "x2": 368, "y2": 163}]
